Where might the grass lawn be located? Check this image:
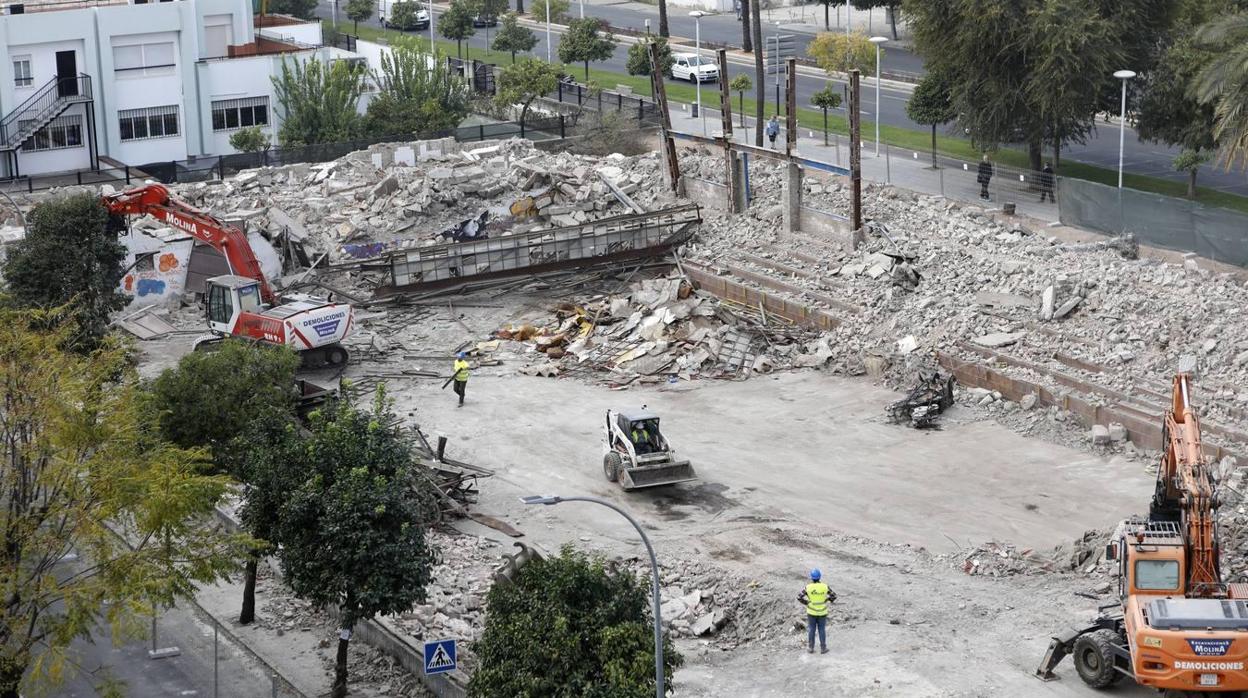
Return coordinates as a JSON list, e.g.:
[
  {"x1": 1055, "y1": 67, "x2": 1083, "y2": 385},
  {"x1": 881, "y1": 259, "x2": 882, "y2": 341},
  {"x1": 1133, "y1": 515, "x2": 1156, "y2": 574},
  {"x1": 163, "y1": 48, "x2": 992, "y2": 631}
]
[{"x1": 327, "y1": 20, "x2": 1248, "y2": 214}]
